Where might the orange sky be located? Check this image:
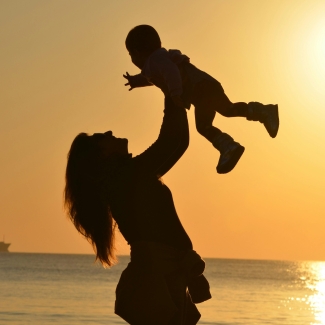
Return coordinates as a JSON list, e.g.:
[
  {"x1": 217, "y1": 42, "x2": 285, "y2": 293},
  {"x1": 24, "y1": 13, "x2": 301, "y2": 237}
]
[{"x1": 1, "y1": 0, "x2": 325, "y2": 261}]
